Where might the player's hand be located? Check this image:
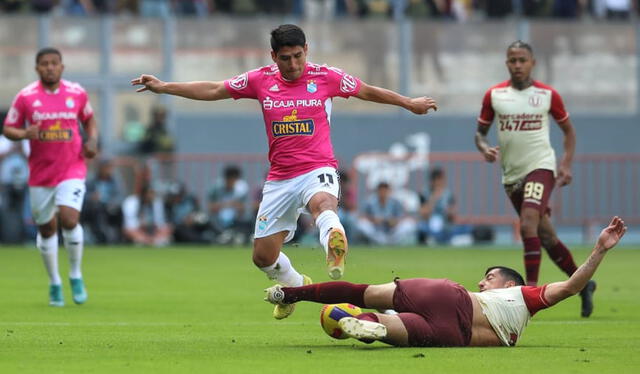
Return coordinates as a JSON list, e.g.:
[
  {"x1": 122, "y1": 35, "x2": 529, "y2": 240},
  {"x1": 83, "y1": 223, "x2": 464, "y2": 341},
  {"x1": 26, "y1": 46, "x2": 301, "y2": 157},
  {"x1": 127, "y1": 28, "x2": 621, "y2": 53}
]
[
  {"x1": 83, "y1": 137, "x2": 98, "y2": 159},
  {"x1": 482, "y1": 146, "x2": 500, "y2": 163},
  {"x1": 131, "y1": 74, "x2": 166, "y2": 94},
  {"x1": 408, "y1": 97, "x2": 438, "y2": 115},
  {"x1": 596, "y1": 216, "x2": 627, "y2": 252},
  {"x1": 556, "y1": 165, "x2": 572, "y2": 187},
  {"x1": 24, "y1": 122, "x2": 41, "y2": 140}
]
